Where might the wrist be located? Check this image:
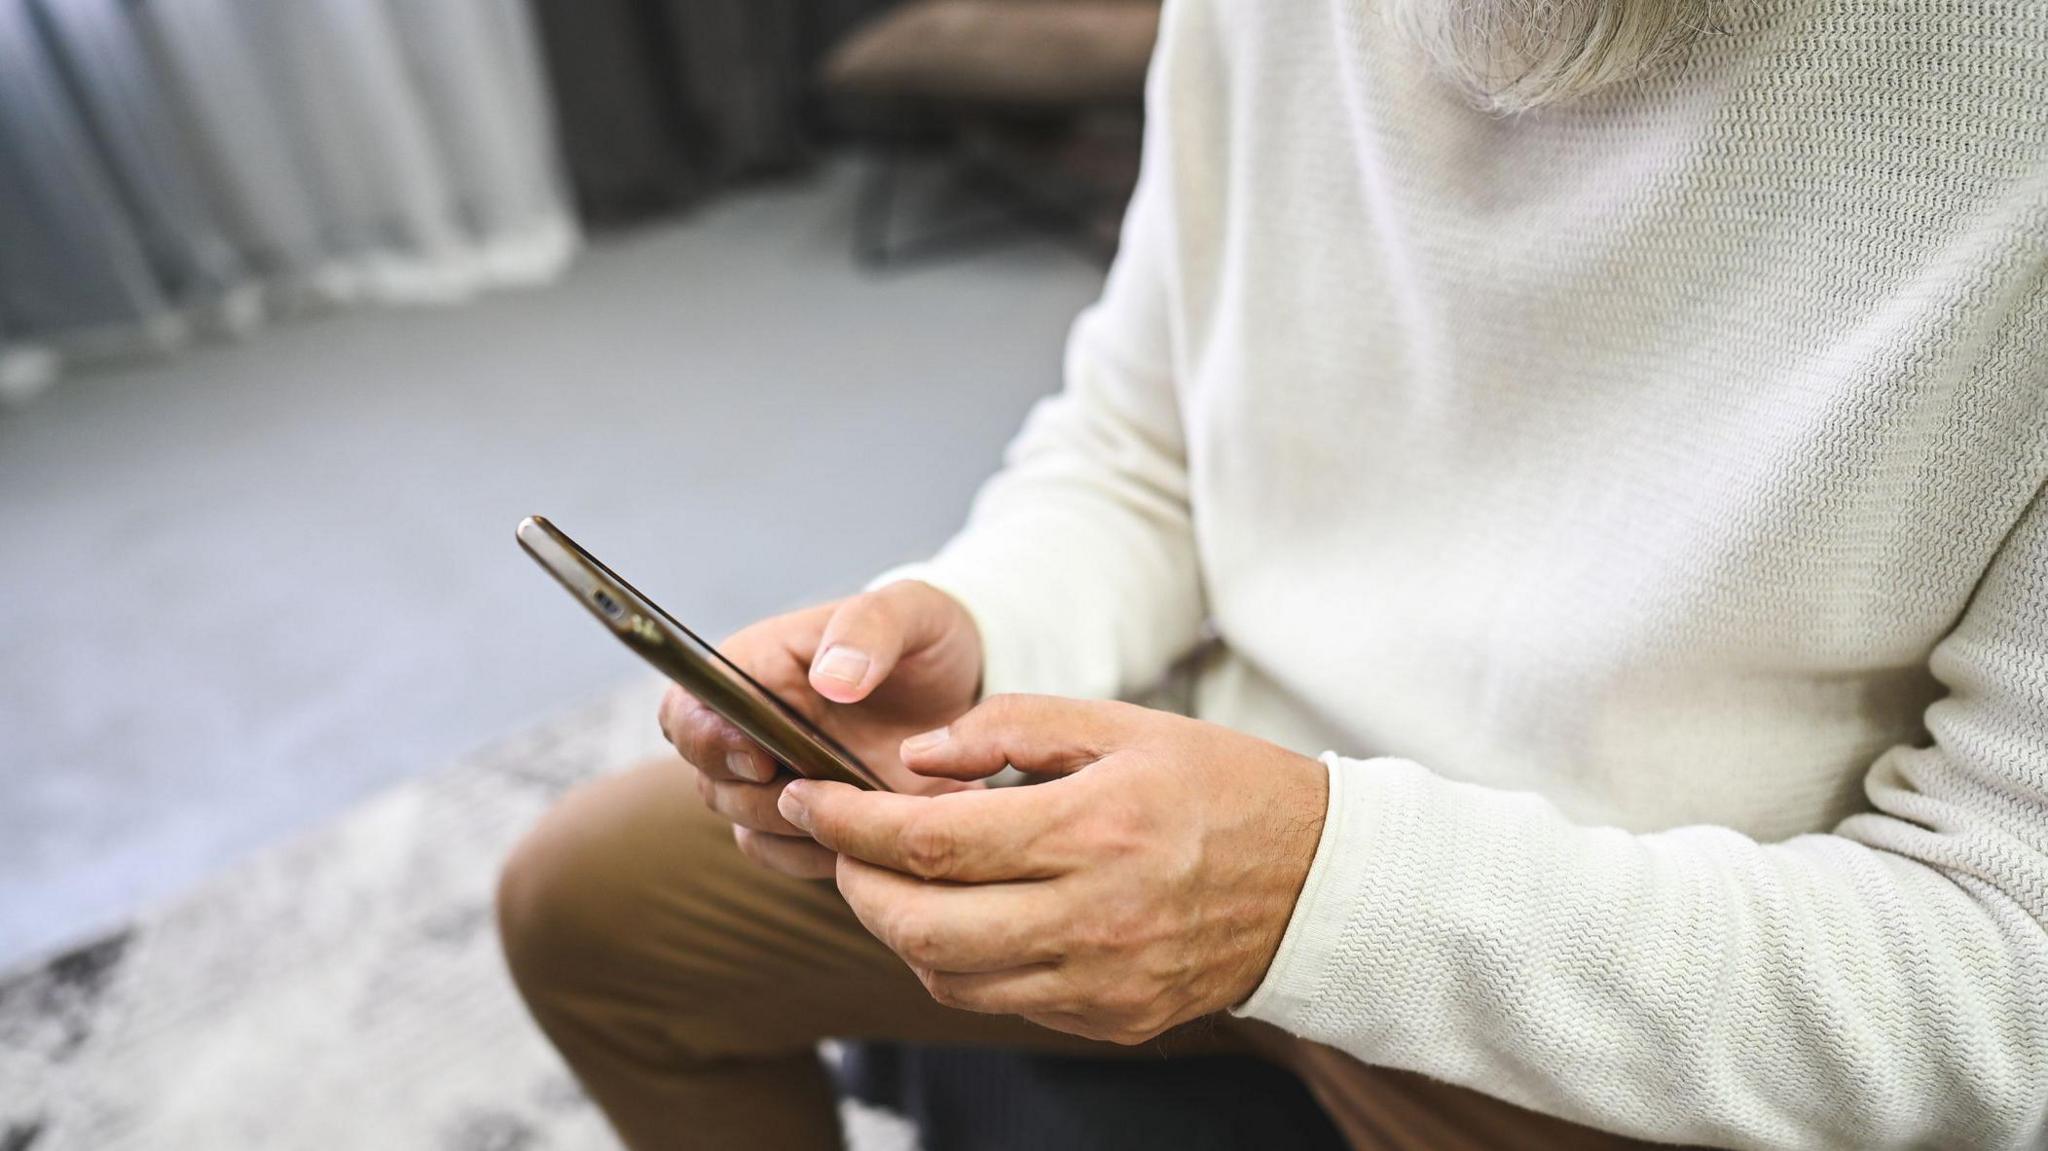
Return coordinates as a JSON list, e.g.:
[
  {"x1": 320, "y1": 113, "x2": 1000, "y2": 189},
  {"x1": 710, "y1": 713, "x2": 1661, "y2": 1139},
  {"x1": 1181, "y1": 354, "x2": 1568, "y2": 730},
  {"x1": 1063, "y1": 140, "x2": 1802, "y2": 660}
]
[
  {"x1": 1228, "y1": 753, "x2": 1343, "y2": 1011},
  {"x1": 1243, "y1": 752, "x2": 1331, "y2": 999}
]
